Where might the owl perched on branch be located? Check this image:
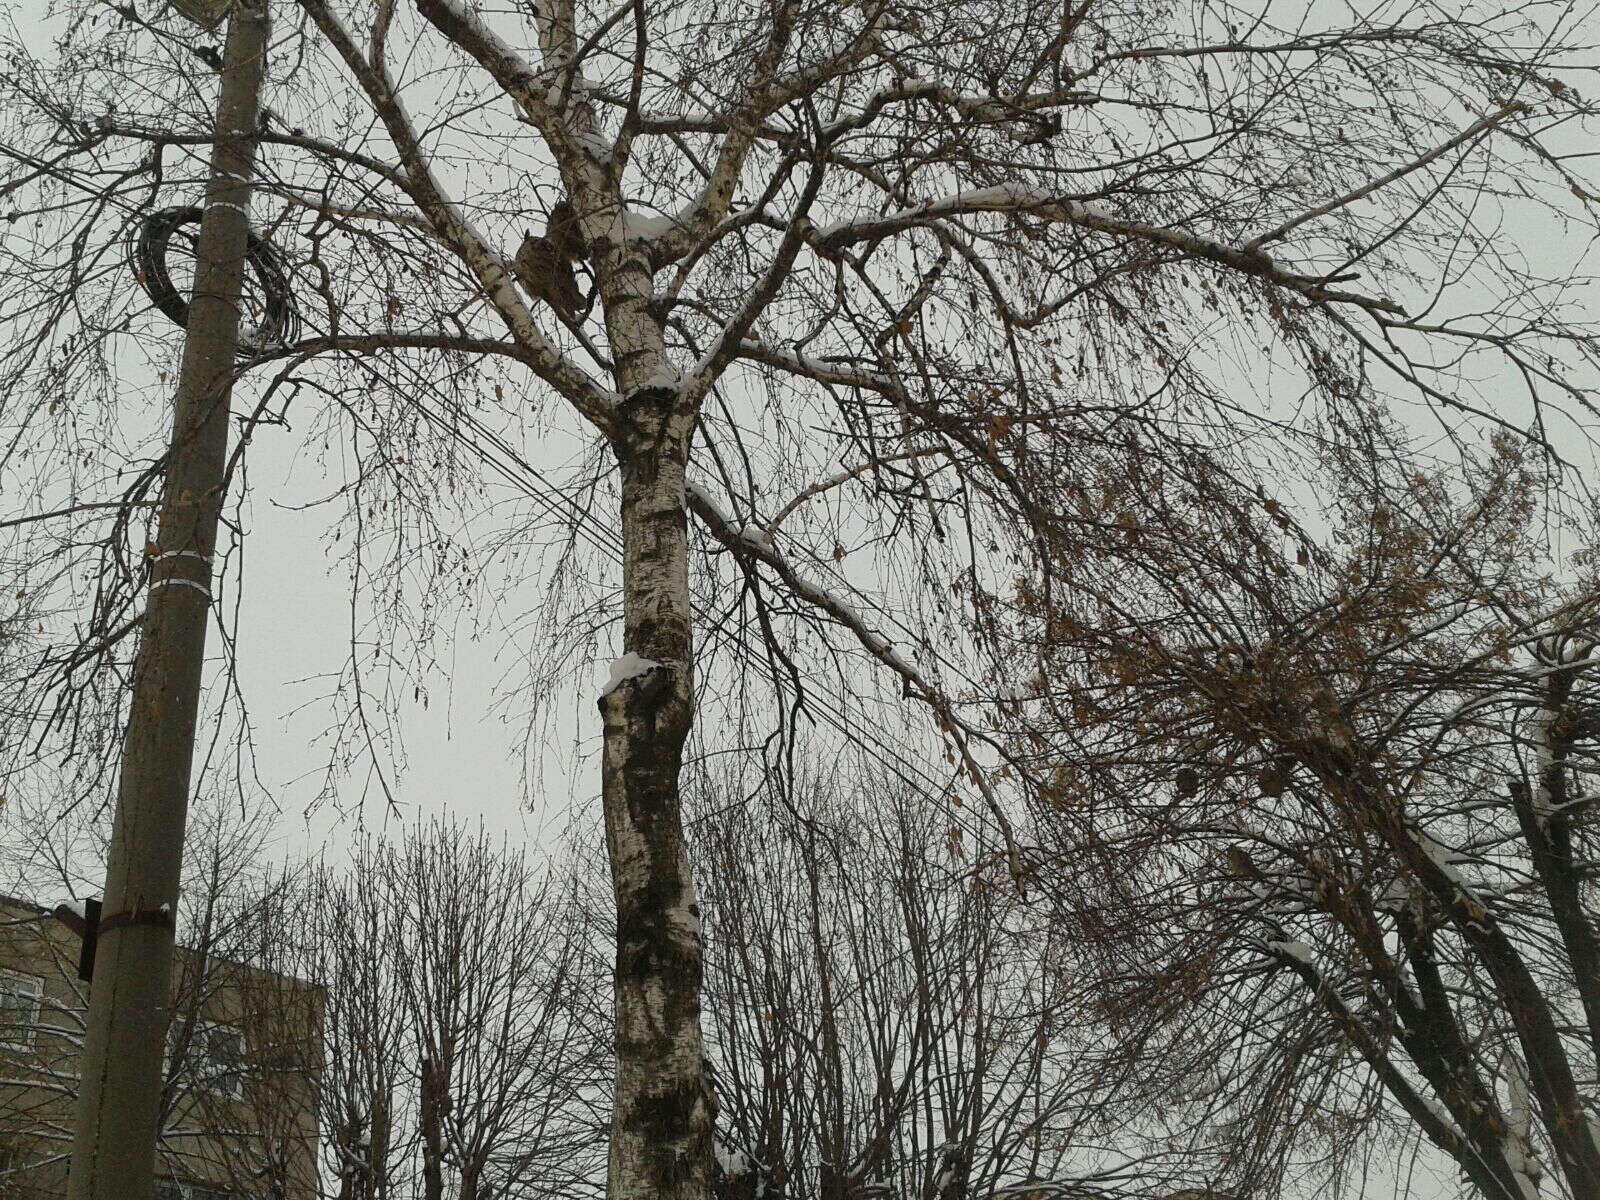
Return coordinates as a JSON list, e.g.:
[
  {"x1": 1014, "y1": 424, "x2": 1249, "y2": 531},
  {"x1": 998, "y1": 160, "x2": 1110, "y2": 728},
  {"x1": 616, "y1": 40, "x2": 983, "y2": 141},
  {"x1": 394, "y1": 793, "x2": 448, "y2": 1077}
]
[
  {"x1": 545, "y1": 198, "x2": 587, "y2": 262},
  {"x1": 513, "y1": 200, "x2": 588, "y2": 325}
]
